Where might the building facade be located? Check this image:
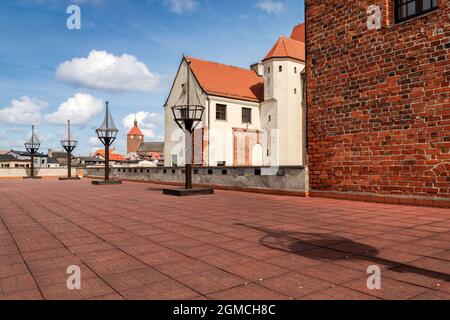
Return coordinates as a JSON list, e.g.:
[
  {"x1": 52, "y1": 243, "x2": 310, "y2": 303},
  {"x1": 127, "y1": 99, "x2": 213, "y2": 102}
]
[
  {"x1": 7, "y1": 150, "x2": 48, "y2": 168},
  {"x1": 127, "y1": 119, "x2": 144, "y2": 154},
  {"x1": 164, "y1": 24, "x2": 306, "y2": 168},
  {"x1": 306, "y1": 0, "x2": 449, "y2": 199}
]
